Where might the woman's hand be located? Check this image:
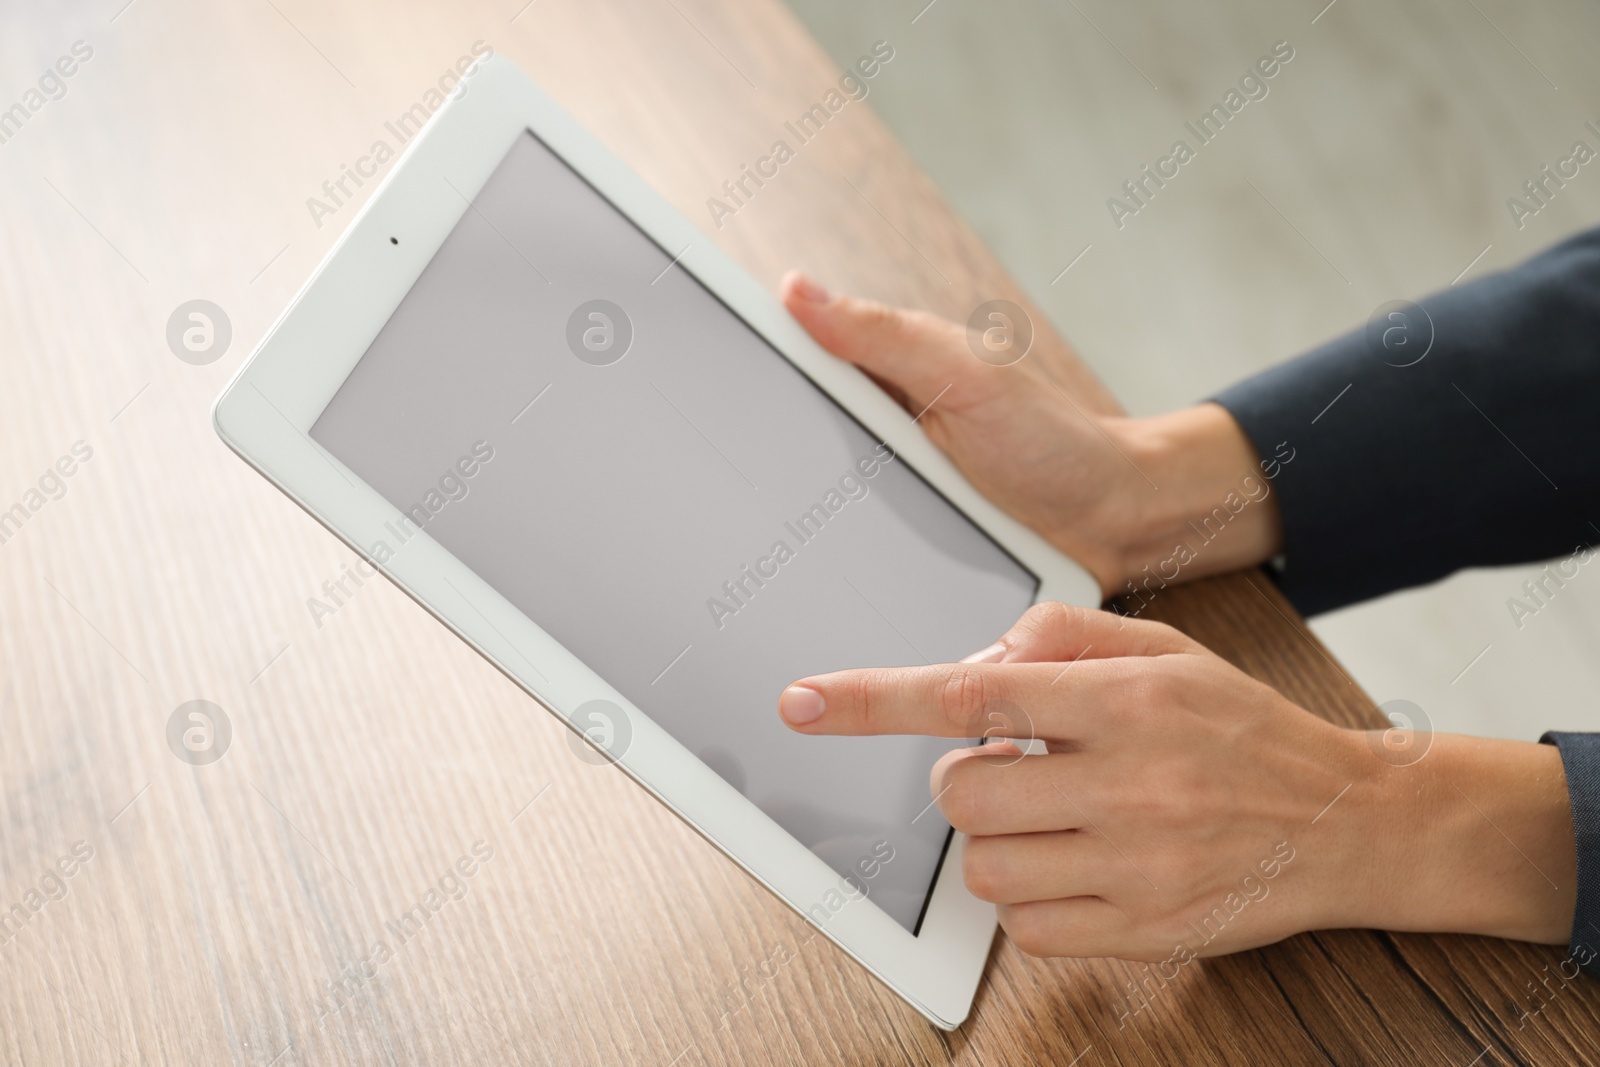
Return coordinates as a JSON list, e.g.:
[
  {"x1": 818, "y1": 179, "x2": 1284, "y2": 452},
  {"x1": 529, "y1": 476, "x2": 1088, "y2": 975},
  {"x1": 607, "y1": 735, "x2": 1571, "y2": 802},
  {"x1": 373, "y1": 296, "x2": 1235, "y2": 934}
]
[
  {"x1": 778, "y1": 603, "x2": 1577, "y2": 959},
  {"x1": 779, "y1": 274, "x2": 1283, "y2": 598}
]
